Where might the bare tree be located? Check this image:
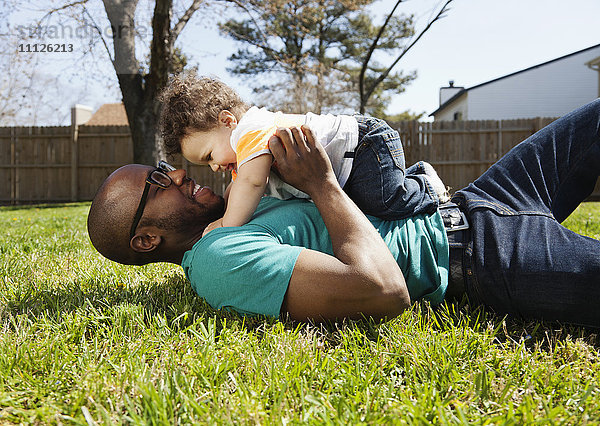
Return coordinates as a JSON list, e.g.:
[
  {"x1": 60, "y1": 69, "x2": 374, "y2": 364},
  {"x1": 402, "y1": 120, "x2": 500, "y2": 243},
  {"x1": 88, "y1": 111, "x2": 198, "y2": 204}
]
[
  {"x1": 358, "y1": 0, "x2": 453, "y2": 113},
  {"x1": 101, "y1": 0, "x2": 204, "y2": 164},
  {"x1": 0, "y1": 2, "x2": 74, "y2": 125},
  {"x1": 37, "y1": 0, "x2": 204, "y2": 164}
]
